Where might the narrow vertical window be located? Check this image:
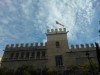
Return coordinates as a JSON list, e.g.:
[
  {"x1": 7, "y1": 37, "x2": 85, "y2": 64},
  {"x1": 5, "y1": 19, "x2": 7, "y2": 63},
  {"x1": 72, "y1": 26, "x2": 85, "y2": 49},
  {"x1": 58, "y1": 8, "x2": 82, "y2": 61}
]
[
  {"x1": 26, "y1": 52, "x2": 30, "y2": 59},
  {"x1": 31, "y1": 52, "x2": 35, "y2": 58},
  {"x1": 36, "y1": 52, "x2": 40, "y2": 59},
  {"x1": 56, "y1": 41, "x2": 60, "y2": 48},
  {"x1": 21, "y1": 52, "x2": 24, "y2": 59},
  {"x1": 10, "y1": 53, "x2": 14, "y2": 59},
  {"x1": 42, "y1": 51, "x2": 46, "y2": 58},
  {"x1": 55, "y1": 55, "x2": 63, "y2": 67},
  {"x1": 15, "y1": 53, "x2": 19, "y2": 59}
]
